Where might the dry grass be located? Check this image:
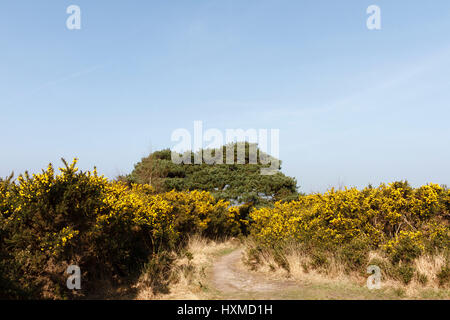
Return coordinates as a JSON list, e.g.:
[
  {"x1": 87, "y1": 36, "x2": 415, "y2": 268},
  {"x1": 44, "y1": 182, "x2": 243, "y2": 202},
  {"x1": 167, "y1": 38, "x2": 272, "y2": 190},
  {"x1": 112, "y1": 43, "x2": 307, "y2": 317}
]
[
  {"x1": 242, "y1": 241, "x2": 450, "y2": 299},
  {"x1": 97, "y1": 236, "x2": 449, "y2": 300},
  {"x1": 135, "y1": 236, "x2": 240, "y2": 300},
  {"x1": 244, "y1": 243, "x2": 352, "y2": 286},
  {"x1": 414, "y1": 254, "x2": 446, "y2": 284}
]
